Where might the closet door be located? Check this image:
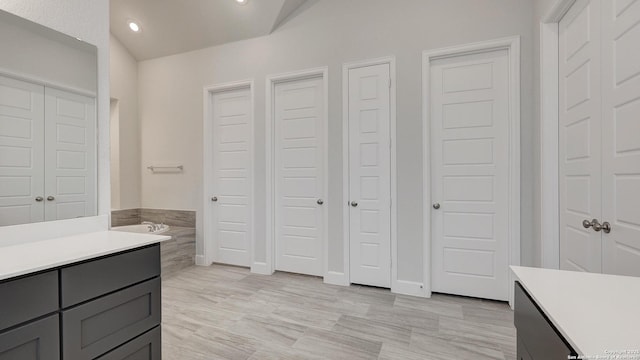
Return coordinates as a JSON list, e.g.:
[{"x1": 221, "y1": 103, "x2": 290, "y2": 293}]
[
  {"x1": 210, "y1": 87, "x2": 253, "y2": 267},
  {"x1": 430, "y1": 50, "x2": 511, "y2": 301},
  {"x1": 601, "y1": 0, "x2": 640, "y2": 276},
  {"x1": 273, "y1": 77, "x2": 325, "y2": 276},
  {"x1": 0, "y1": 76, "x2": 45, "y2": 226},
  {"x1": 347, "y1": 63, "x2": 392, "y2": 288},
  {"x1": 558, "y1": 0, "x2": 603, "y2": 273},
  {"x1": 44, "y1": 88, "x2": 96, "y2": 221}
]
